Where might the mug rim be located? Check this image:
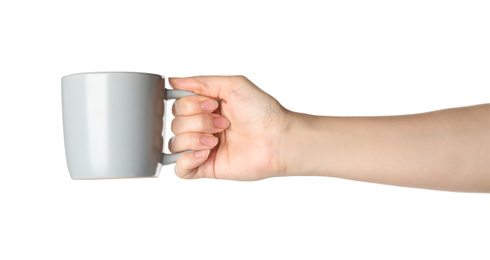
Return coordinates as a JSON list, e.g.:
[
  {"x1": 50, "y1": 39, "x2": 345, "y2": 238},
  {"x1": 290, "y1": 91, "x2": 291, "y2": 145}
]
[{"x1": 62, "y1": 71, "x2": 163, "y2": 80}]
